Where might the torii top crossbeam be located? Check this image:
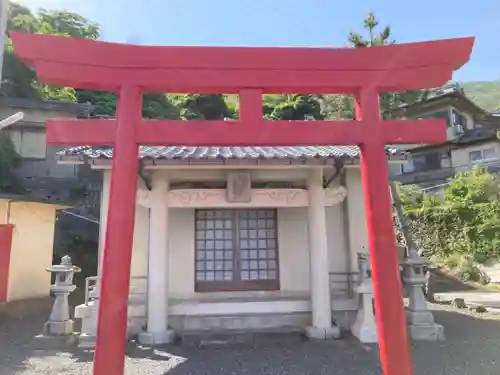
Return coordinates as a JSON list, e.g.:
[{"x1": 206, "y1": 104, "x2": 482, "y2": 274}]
[
  {"x1": 12, "y1": 32, "x2": 472, "y2": 93},
  {"x1": 10, "y1": 31, "x2": 474, "y2": 375},
  {"x1": 10, "y1": 32, "x2": 474, "y2": 148}
]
